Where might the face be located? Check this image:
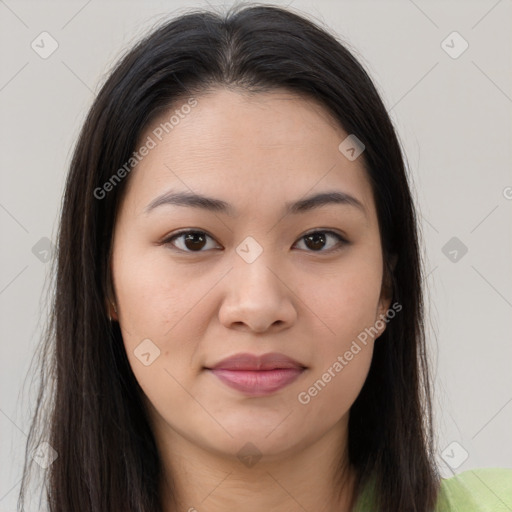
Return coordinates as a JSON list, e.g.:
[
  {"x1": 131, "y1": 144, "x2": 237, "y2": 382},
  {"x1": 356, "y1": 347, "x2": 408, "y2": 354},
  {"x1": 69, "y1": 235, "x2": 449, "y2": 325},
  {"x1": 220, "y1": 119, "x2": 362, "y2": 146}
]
[{"x1": 109, "y1": 88, "x2": 392, "y2": 463}]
